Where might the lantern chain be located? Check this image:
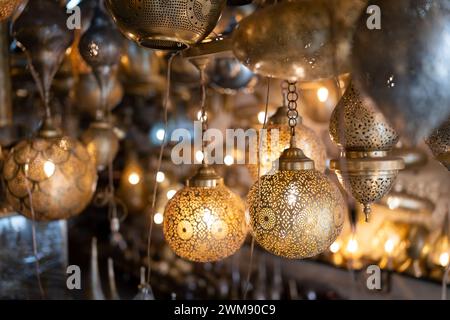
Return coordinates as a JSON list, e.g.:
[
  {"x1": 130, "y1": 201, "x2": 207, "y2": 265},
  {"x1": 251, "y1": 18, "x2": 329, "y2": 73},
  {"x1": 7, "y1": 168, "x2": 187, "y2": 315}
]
[{"x1": 286, "y1": 81, "x2": 299, "y2": 138}]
